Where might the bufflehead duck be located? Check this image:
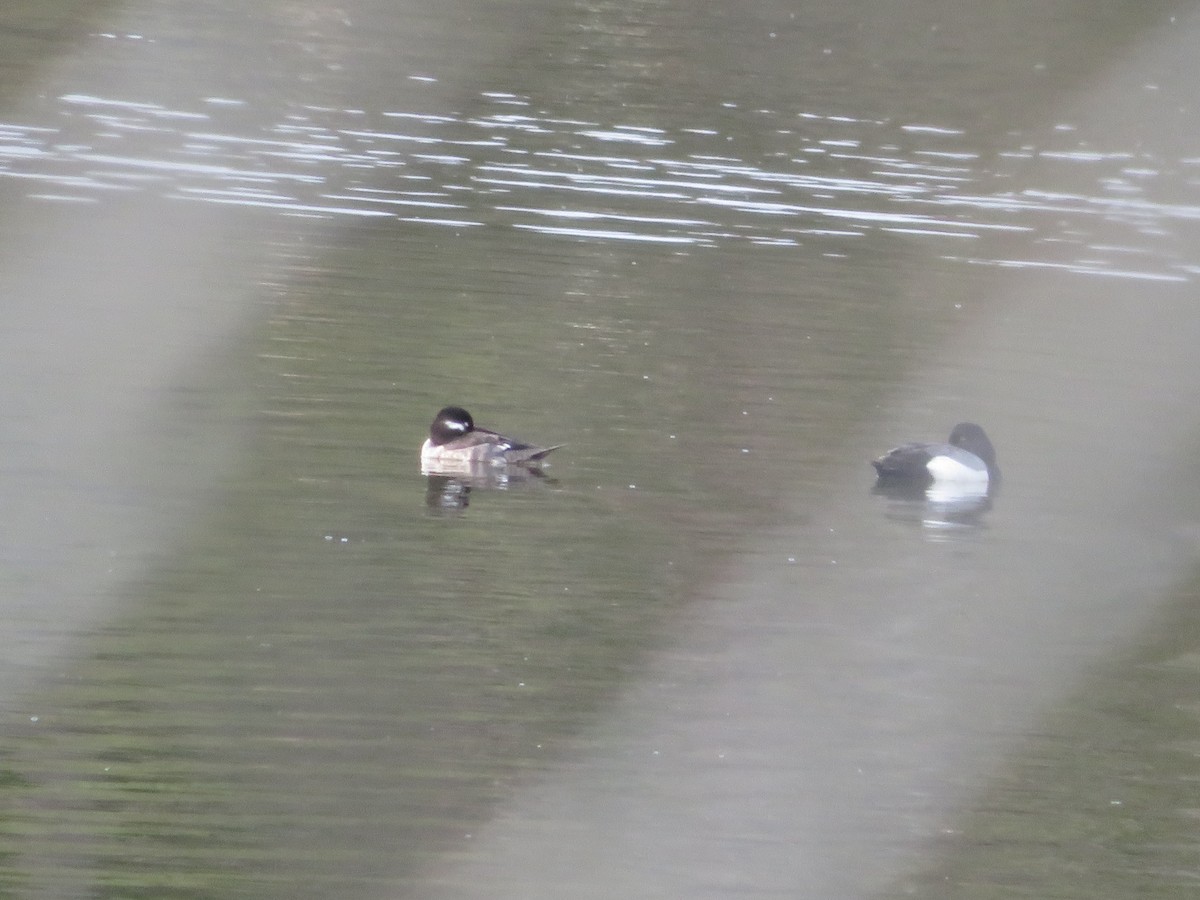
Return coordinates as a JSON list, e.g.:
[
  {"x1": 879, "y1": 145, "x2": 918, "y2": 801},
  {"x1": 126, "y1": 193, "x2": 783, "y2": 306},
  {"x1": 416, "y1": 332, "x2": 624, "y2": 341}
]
[
  {"x1": 872, "y1": 422, "x2": 999, "y2": 487},
  {"x1": 420, "y1": 406, "x2": 562, "y2": 466}
]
